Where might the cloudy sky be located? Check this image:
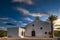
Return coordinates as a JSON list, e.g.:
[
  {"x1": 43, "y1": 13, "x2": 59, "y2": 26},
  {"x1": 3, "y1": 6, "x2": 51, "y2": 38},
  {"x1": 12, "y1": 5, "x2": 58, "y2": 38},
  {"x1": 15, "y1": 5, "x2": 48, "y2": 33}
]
[{"x1": 0, "y1": 0, "x2": 60, "y2": 29}]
